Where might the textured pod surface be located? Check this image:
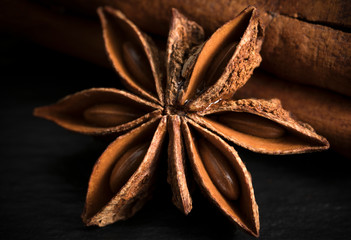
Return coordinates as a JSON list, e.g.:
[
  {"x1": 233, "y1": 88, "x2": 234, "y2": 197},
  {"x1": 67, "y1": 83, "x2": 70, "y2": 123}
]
[
  {"x1": 165, "y1": 9, "x2": 204, "y2": 107},
  {"x1": 98, "y1": 7, "x2": 164, "y2": 104},
  {"x1": 82, "y1": 117, "x2": 167, "y2": 226},
  {"x1": 32, "y1": 5, "x2": 331, "y2": 238},
  {"x1": 178, "y1": 6, "x2": 264, "y2": 111},
  {"x1": 193, "y1": 99, "x2": 329, "y2": 154},
  {"x1": 167, "y1": 115, "x2": 192, "y2": 214},
  {"x1": 236, "y1": 71, "x2": 351, "y2": 158},
  {"x1": 182, "y1": 118, "x2": 259, "y2": 237},
  {"x1": 34, "y1": 88, "x2": 162, "y2": 136}
]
